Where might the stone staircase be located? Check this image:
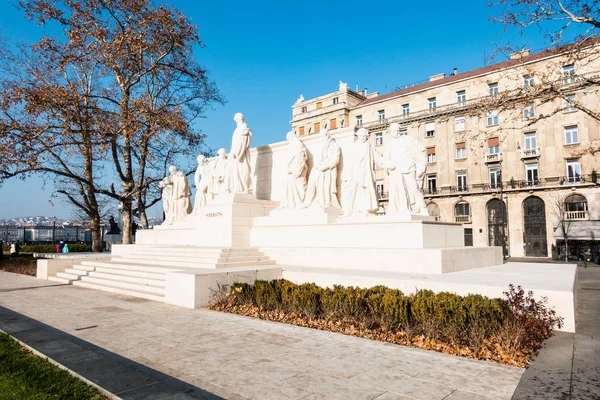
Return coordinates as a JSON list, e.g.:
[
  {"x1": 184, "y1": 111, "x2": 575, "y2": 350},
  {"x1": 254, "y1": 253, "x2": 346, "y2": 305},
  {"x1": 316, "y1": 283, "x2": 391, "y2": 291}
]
[{"x1": 48, "y1": 246, "x2": 275, "y2": 302}]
